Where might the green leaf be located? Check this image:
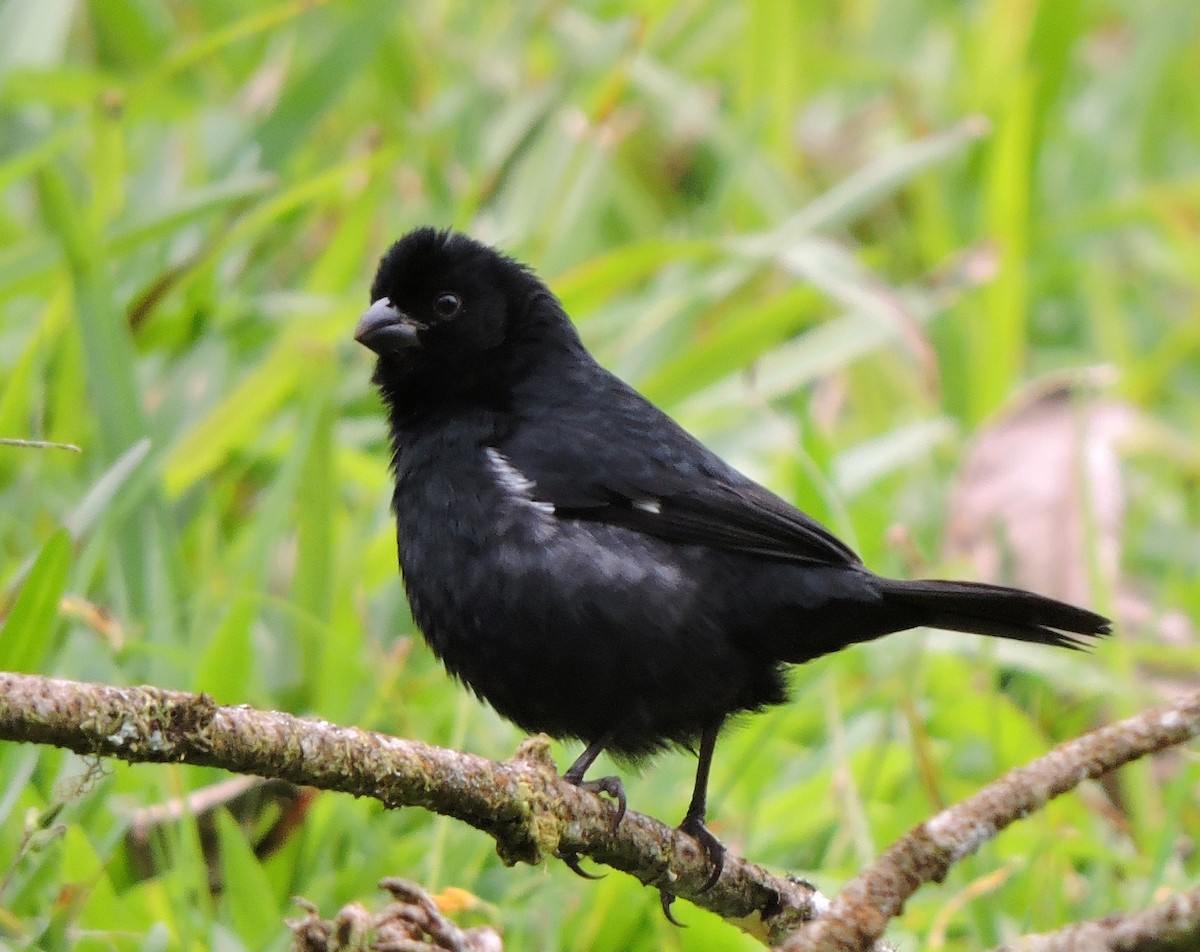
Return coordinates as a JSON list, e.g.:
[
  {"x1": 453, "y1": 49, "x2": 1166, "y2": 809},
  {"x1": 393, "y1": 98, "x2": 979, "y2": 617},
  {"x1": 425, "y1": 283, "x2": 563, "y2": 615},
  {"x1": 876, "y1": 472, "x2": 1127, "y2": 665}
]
[
  {"x1": 0, "y1": 529, "x2": 70, "y2": 673},
  {"x1": 214, "y1": 810, "x2": 278, "y2": 948},
  {"x1": 254, "y1": 14, "x2": 387, "y2": 171},
  {"x1": 293, "y1": 396, "x2": 337, "y2": 705},
  {"x1": 972, "y1": 74, "x2": 1035, "y2": 424}
]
